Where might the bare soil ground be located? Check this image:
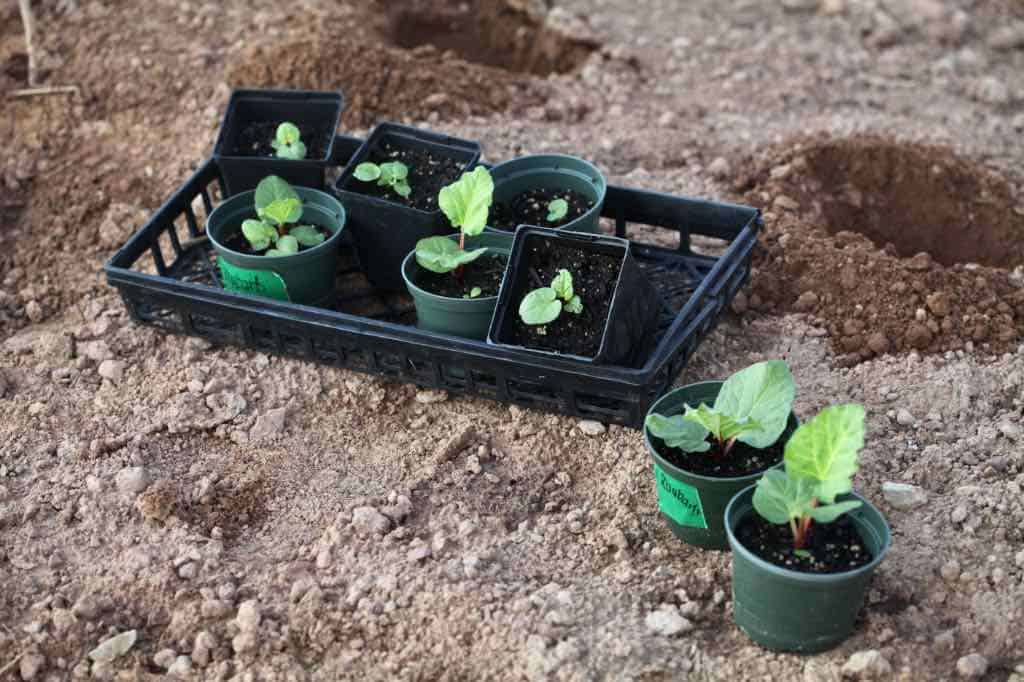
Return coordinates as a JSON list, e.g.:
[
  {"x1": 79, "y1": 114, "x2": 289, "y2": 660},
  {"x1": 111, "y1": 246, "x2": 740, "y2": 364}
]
[{"x1": 2, "y1": 0, "x2": 1024, "y2": 680}]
